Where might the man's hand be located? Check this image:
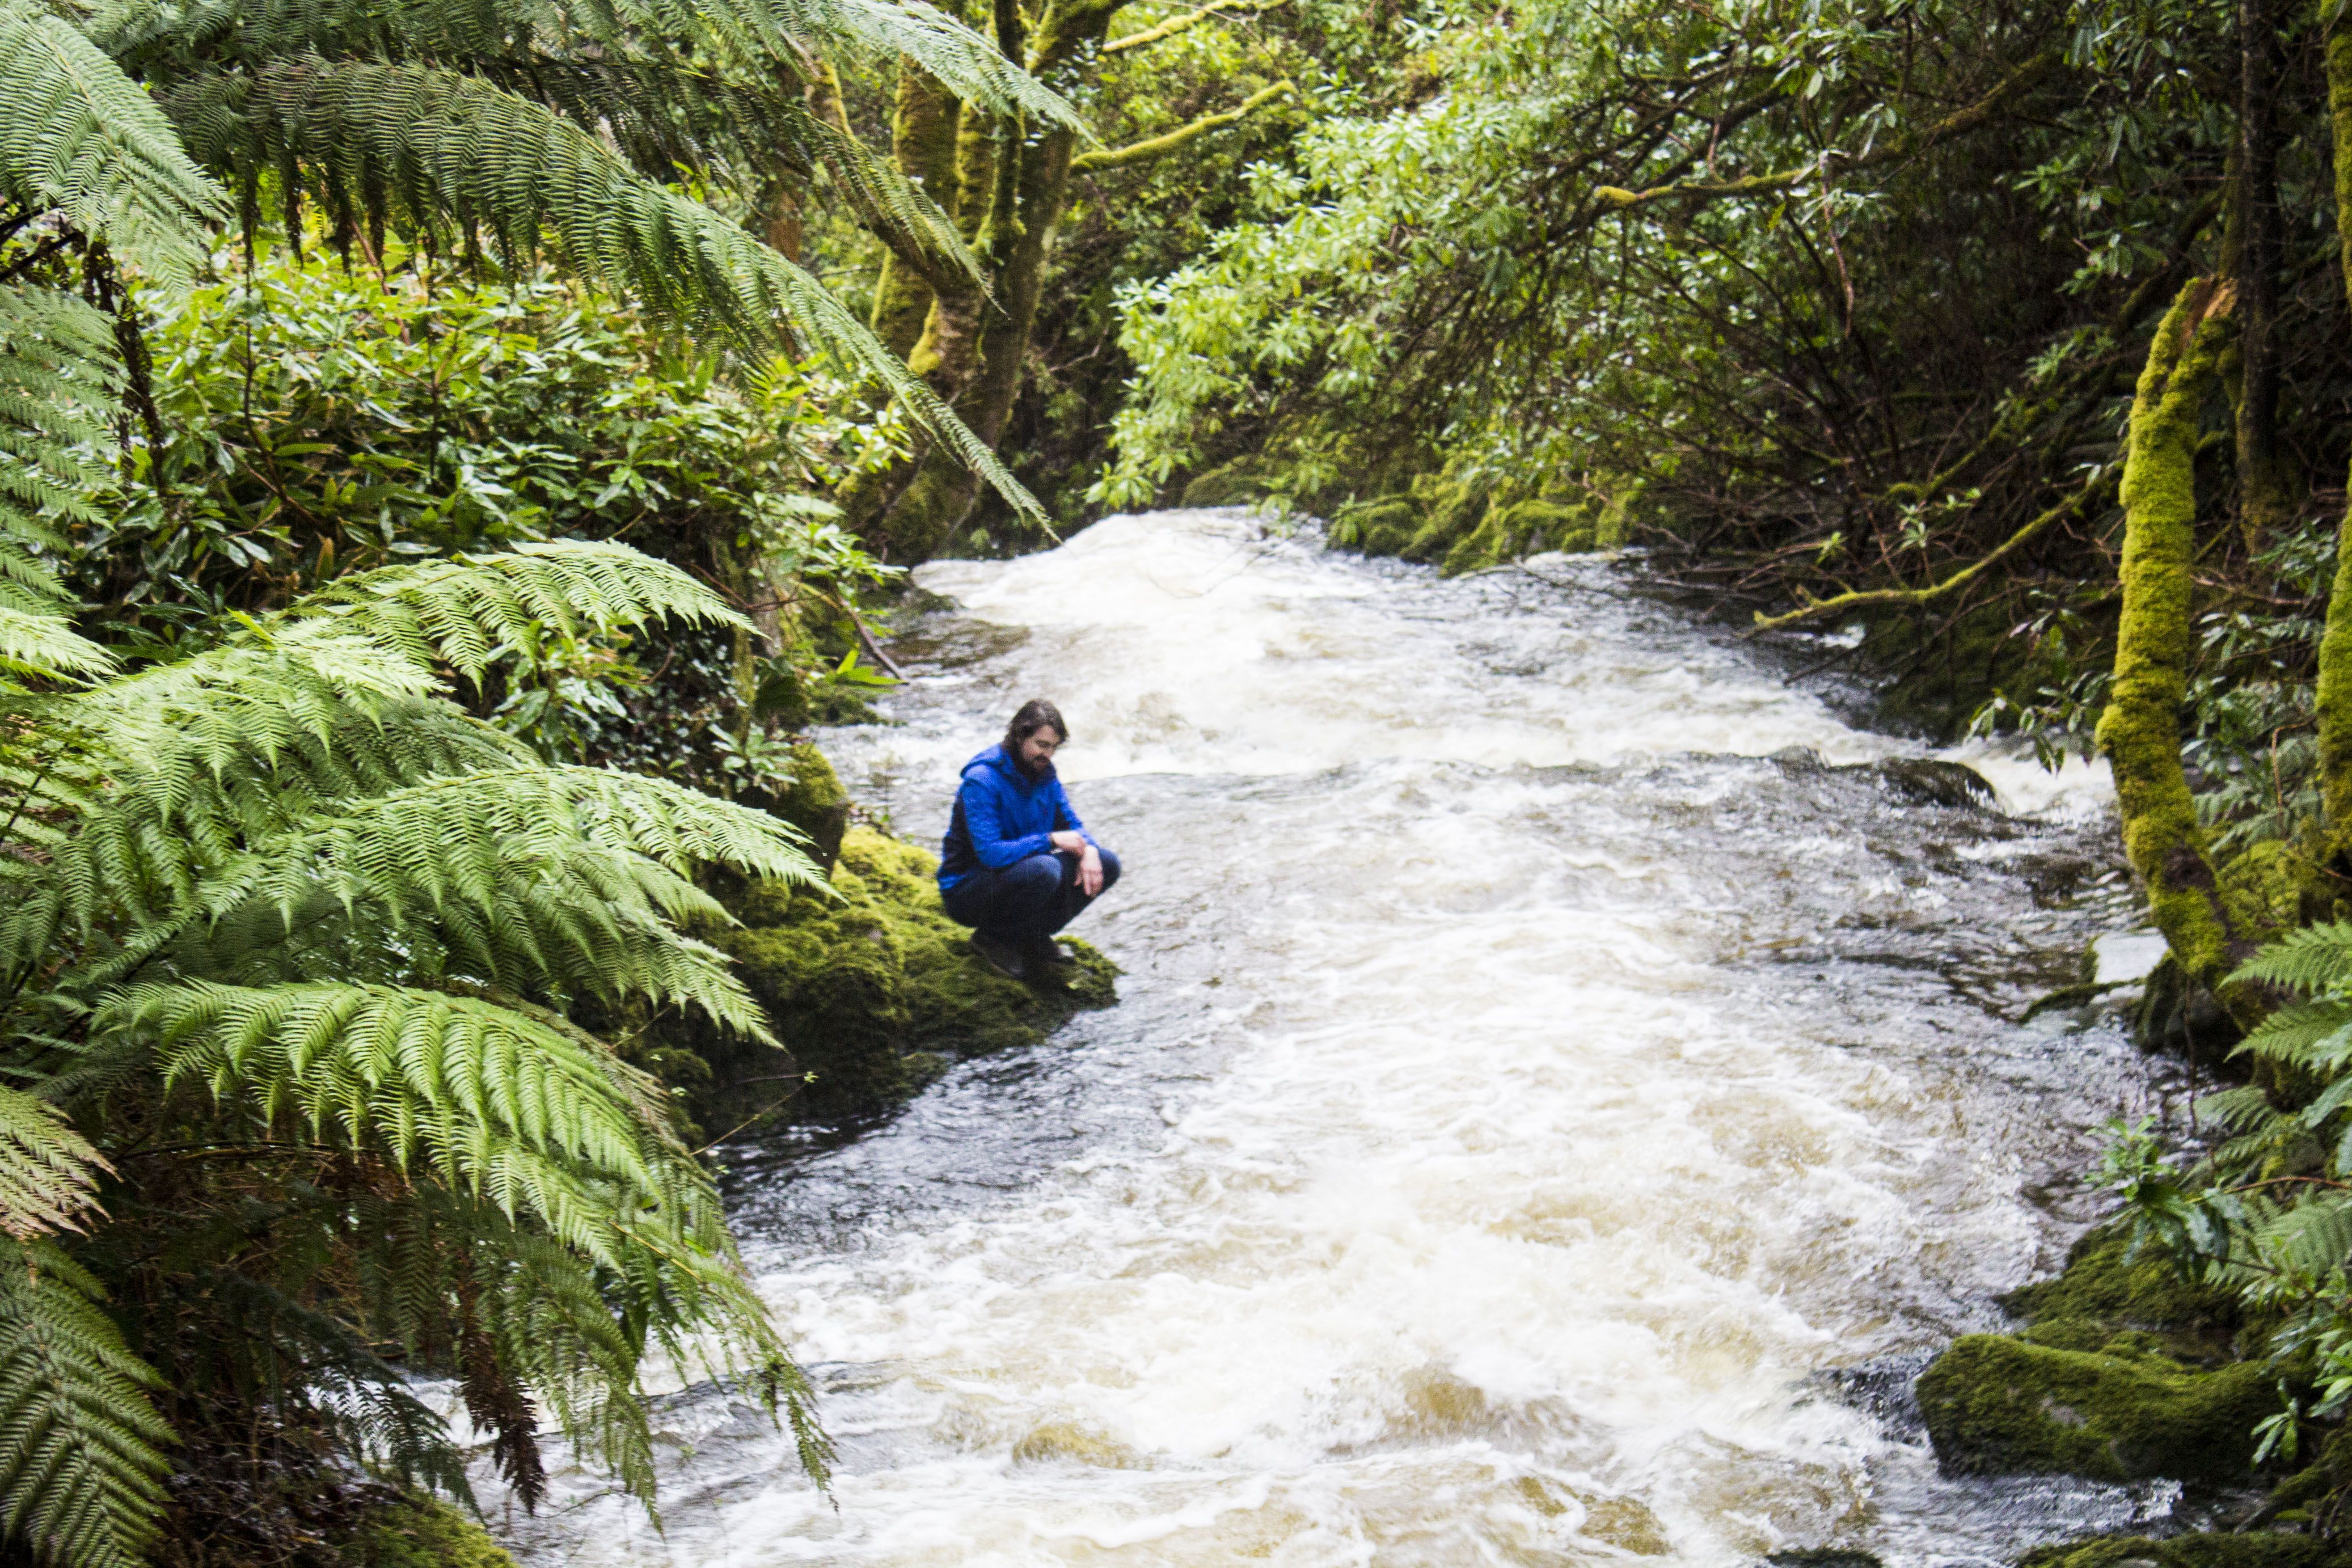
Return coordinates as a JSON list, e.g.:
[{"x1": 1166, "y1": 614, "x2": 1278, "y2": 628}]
[{"x1": 1053, "y1": 831, "x2": 1104, "y2": 896}]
